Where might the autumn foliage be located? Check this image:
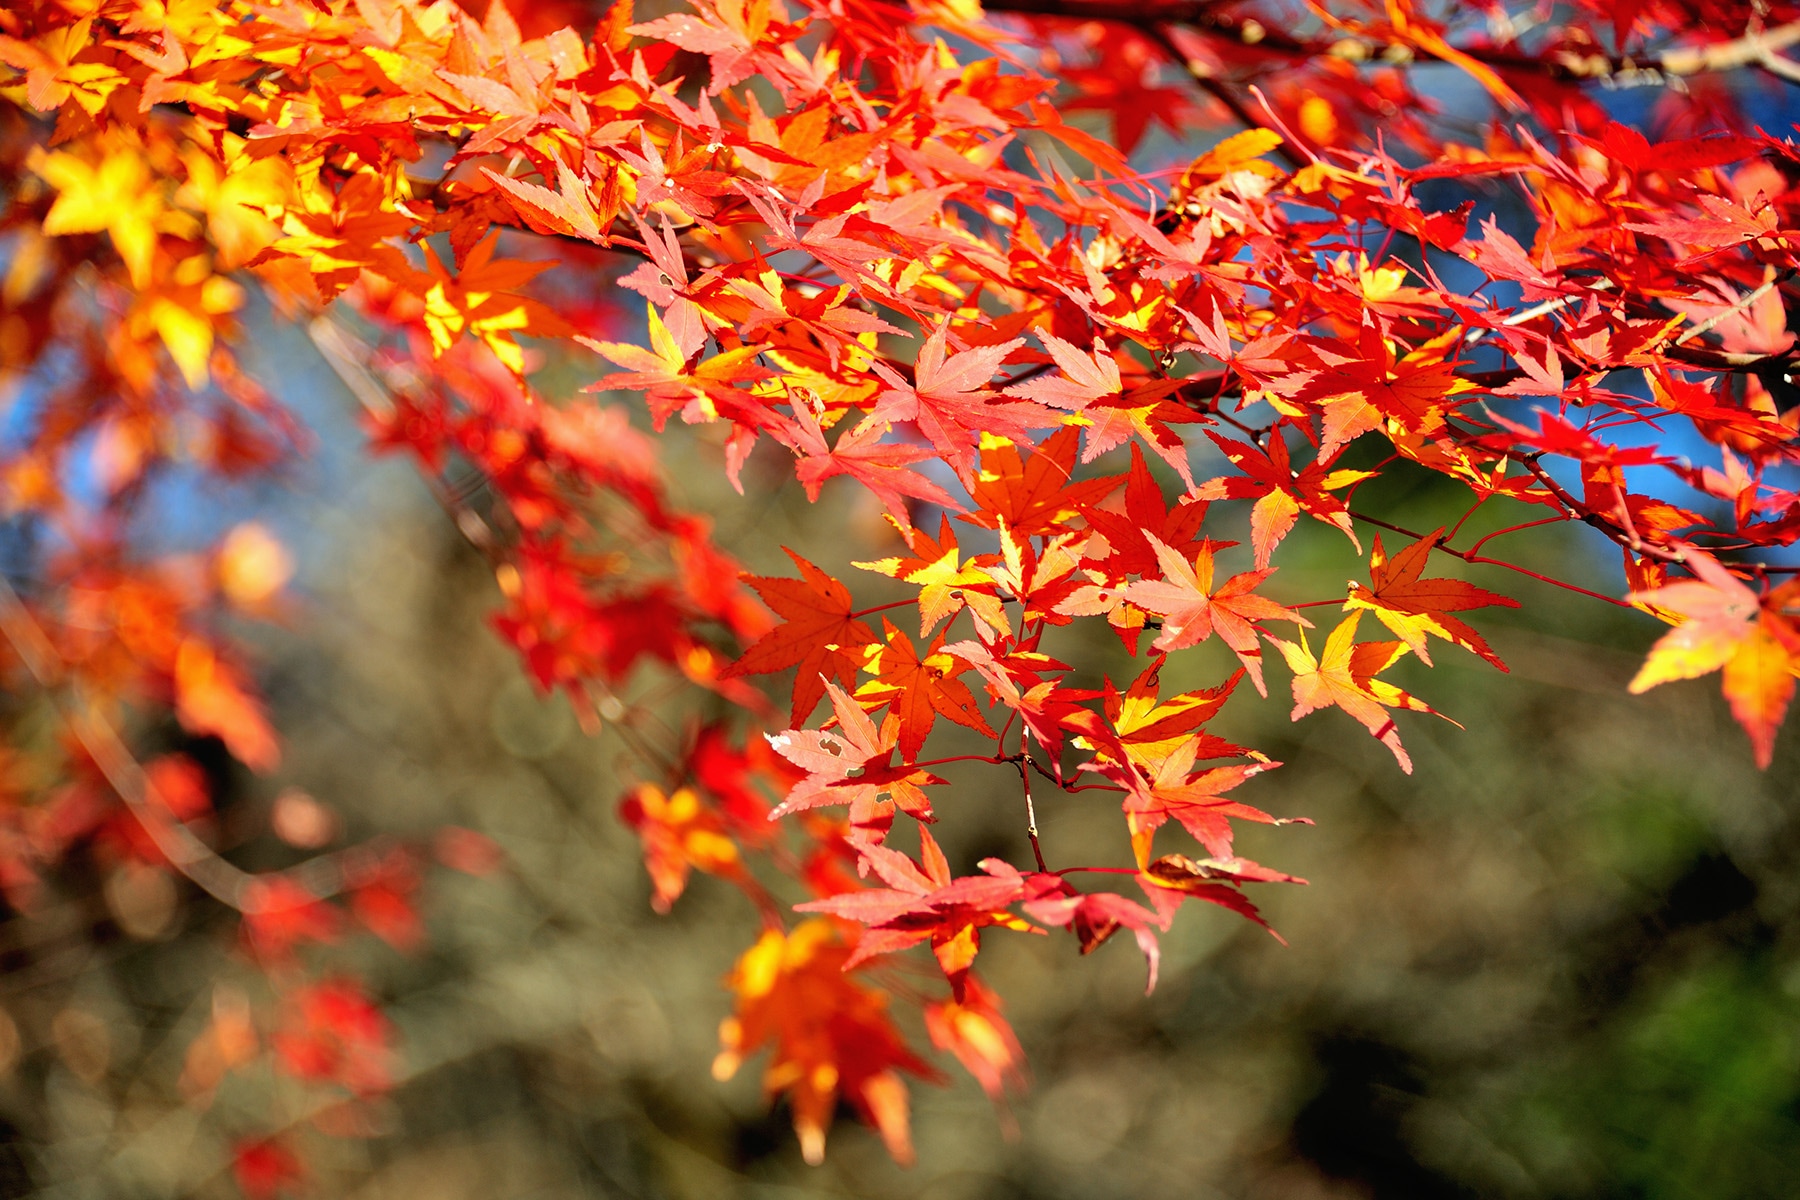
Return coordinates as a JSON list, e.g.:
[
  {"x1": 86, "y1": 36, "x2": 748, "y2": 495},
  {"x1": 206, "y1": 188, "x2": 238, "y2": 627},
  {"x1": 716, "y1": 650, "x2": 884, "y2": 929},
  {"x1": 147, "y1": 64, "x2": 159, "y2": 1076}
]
[{"x1": 4, "y1": 0, "x2": 1800, "y2": 1181}]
